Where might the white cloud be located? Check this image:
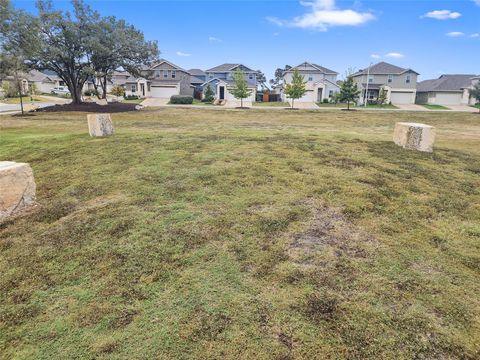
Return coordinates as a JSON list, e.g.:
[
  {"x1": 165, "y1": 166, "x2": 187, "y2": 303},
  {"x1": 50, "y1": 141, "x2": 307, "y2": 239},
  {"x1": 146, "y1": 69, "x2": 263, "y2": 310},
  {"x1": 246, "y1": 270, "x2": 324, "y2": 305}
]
[
  {"x1": 176, "y1": 51, "x2": 191, "y2": 57},
  {"x1": 423, "y1": 10, "x2": 461, "y2": 20},
  {"x1": 267, "y1": 0, "x2": 375, "y2": 31},
  {"x1": 474, "y1": 0, "x2": 480, "y2": 6},
  {"x1": 208, "y1": 36, "x2": 222, "y2": 43},
  {"x1": 471, "y1": 33, "x2": 480, "y2": 38},
  {"x1": 370, "y1": 54, "x2": 381, "y2": 59},
  {"x1": 386, "y1": 52, "x2": 404, "y2": 59},
  {"x1": 273, "y1": 32, "x2": 280, "y2": 36},
  {"x1": 446, "y1": 31, "x2": 465, "y2": 37}
]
